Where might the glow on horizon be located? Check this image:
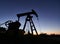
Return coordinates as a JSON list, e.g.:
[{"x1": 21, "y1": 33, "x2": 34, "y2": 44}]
[{"x1": 36, "y1": 26, "x2": 60, "y2": 35}]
